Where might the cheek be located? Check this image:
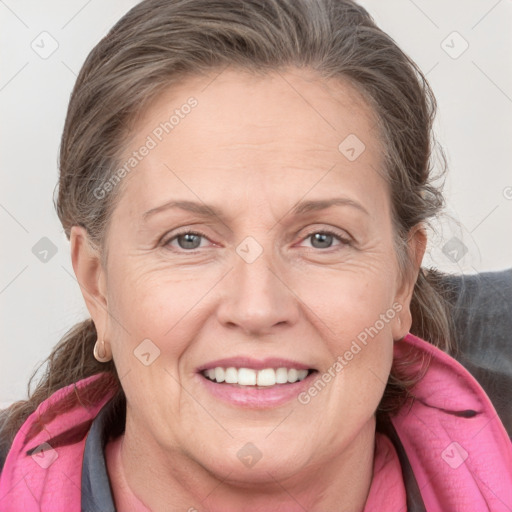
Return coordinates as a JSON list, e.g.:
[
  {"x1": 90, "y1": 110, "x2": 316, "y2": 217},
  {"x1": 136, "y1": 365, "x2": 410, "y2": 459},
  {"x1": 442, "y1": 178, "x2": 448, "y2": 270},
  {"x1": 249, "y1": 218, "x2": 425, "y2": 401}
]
[
  {"x1": 105, "y1": 263, "x2": 226, "y2": 374},
  {"x1": 104, "y1": 269, "x2": 207, "y2": 431},
  {"x1": 294, "y1": 266, "x2": 397, "y2": 408},
  {"x1": 105, "y1": 268, "x2": 188, "y2": 363},
  {"x1": 296, "y1": 266, "x2": 399, "y2": 343}
]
